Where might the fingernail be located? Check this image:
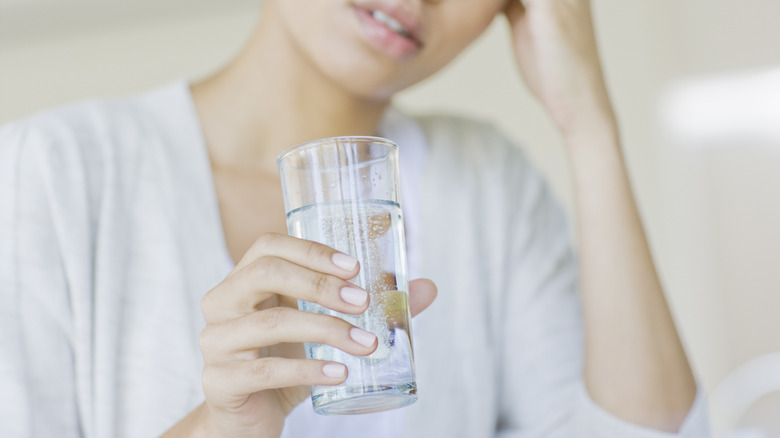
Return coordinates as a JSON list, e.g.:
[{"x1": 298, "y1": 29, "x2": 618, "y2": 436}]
[
  {"x1": 322, "y1": 363, "x2": 346, "y2": 378},
  {"x1": 332, "y1": 253, "x2": 358, "y2": 272},
  {"x1": 350, "y1": 327, "x2": 377, "y2": 348},
  {"x1": 340, "y1": 287, "x2": 368, "y2": 306}
]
